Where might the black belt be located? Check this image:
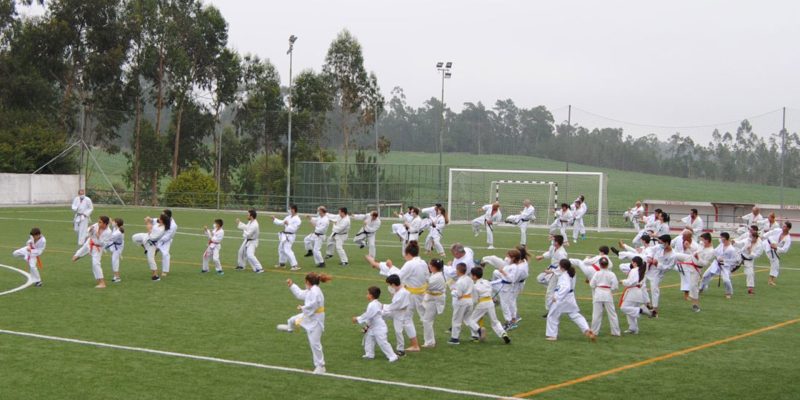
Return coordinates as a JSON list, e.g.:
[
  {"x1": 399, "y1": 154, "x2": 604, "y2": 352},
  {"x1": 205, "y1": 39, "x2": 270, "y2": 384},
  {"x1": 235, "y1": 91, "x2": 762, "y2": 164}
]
[
  {"x1": 105, "y1": 242, "x2": 123, "y2": 250},
  {"x1": 520, "y1": 218, "x2": 530, "y2": 222},
  {"x1": 280, "y1": 231, "x2": 296, "y2": 235}
]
